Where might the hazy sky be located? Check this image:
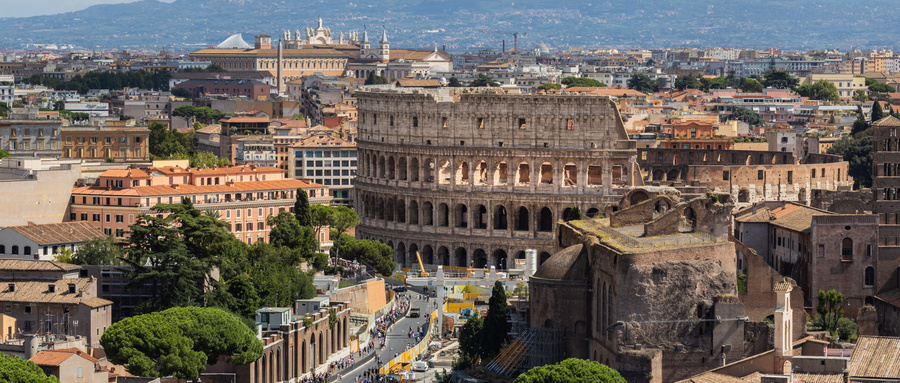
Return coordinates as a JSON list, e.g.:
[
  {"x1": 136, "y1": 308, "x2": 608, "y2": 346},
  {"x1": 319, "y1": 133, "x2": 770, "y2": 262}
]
[{"x1": 0, "y1": 0, "x2": 174, "y2": 18}]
